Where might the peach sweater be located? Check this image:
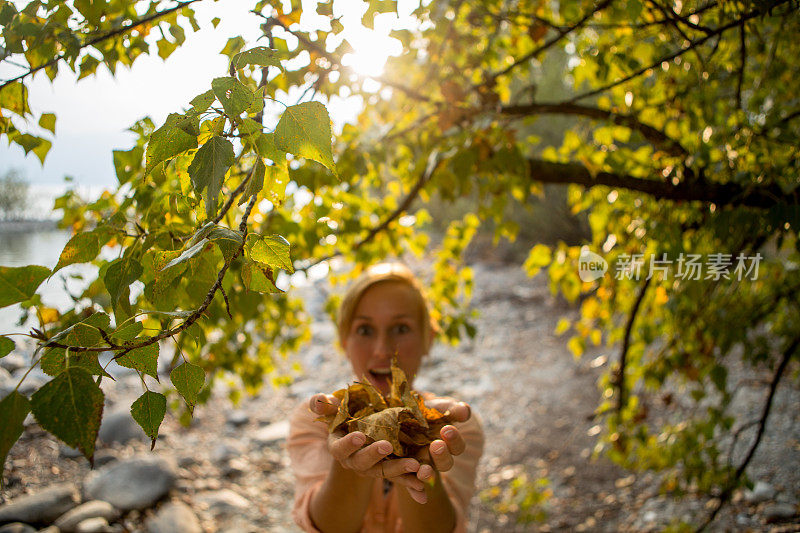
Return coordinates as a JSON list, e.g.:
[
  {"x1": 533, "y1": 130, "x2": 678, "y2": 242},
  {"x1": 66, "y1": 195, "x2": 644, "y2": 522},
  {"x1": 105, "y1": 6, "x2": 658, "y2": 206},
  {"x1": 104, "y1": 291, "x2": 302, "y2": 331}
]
[{"x1": 287, "y1": 397, "x2": 484, "y2": 533}]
